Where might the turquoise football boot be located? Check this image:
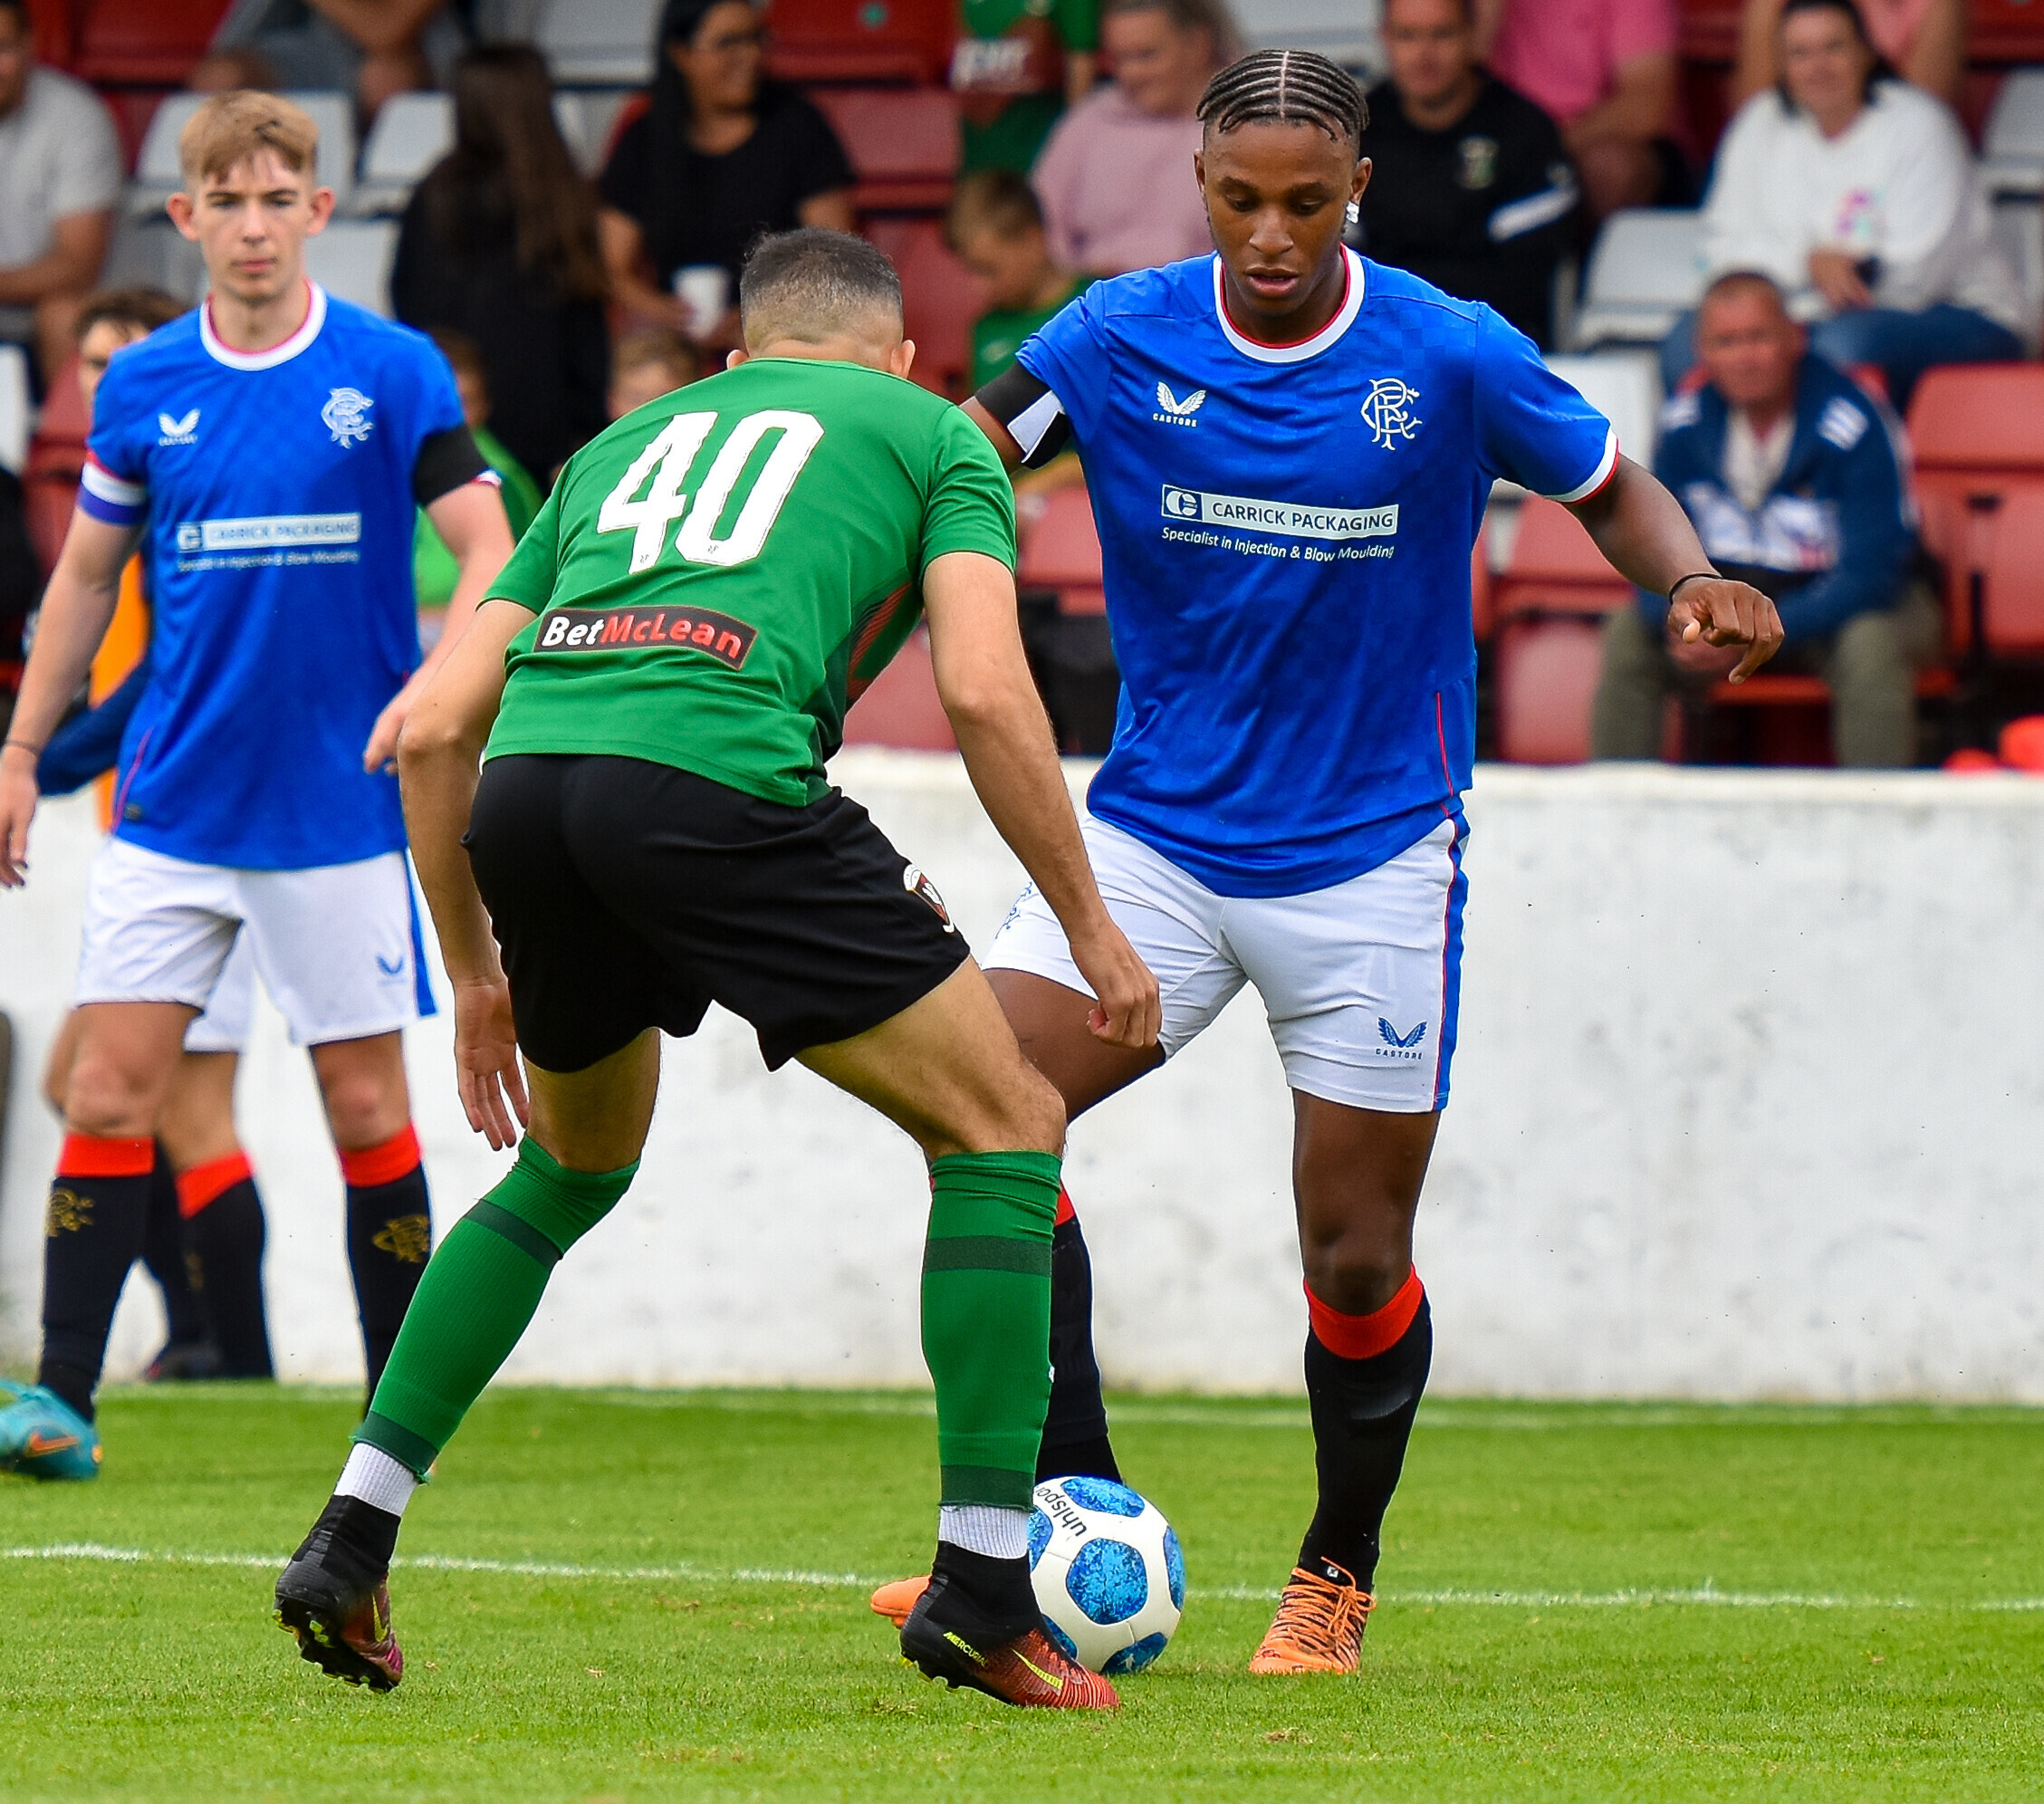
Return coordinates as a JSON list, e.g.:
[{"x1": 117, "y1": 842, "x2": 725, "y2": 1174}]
[{"x1": 0, "y1": 1385, "x2": 102, "y2": 1480}]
